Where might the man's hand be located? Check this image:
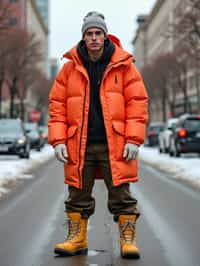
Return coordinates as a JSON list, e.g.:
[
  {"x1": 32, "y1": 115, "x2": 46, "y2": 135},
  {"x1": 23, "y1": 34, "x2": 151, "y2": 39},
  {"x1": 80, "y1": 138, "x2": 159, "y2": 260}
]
[
  {"x1": 54, "y1": 144, "x2": 68, "y2": 163},
  {"x1": 123, "y1": 143, "x2": 139, "y2": 161}
]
